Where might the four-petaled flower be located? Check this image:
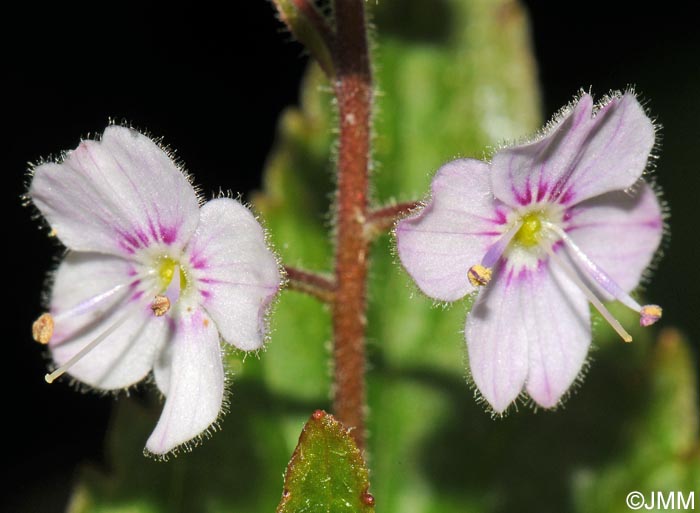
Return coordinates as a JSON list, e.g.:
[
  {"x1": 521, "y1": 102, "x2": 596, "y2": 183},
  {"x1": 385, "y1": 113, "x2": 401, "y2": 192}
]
[
  {"x1": 29, "y1": 126, "x2": 282, "y2": 455},
  {"x1": 396, "y1": 92, "x2": 664, "y2": 413}
]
